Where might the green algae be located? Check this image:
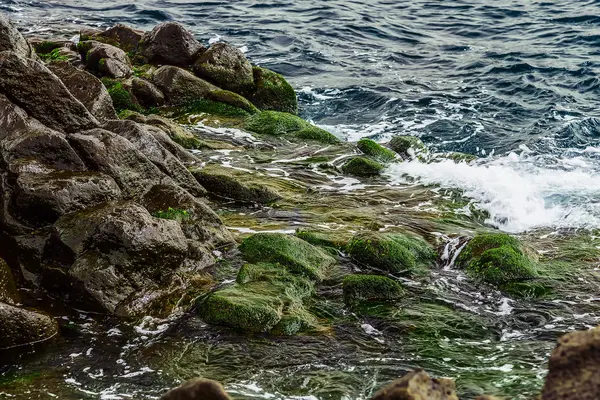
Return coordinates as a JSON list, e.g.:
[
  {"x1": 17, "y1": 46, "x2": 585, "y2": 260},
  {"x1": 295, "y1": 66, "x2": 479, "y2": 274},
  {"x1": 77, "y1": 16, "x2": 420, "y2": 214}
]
[
  {"x1": 101, "y1": 79, "x2": 143, "y2": 113},
  {"x1": 206, "y1": 90, "x2": 259, "y2": 114},
  {"x1": 38, "y1": 48, "x2": 70, "y2": 62},
  {"x1": 295, "y1": 229, "x2": 350, "y2": 250},
  {"x1": 341, "y1": 157, "x2": 385, "y2": 176},
  {"x1": 388, "y1": 135, "x2": 426, "y2": 156},
  {"x1": 246, "y1": 66, "x2": 298, "y2": 114},
  {"x1": 295, "y1": 126, "x2": 340, "y2": 144},
  {"x1": 151, "y1": 207, "x2": 191, "y2": 222},
  {"x1": 357, "y1": 139, "x2": 396, "y2": 162},
  {"x1": 342, "y1": 274, "x2": 405, "y2": 303},
  {"x1": 244, "y1": 110, "x2": 308, "y2": 136},
  {"x1": 181, "y1": 98, "x2": 250, "y2": 118}
]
